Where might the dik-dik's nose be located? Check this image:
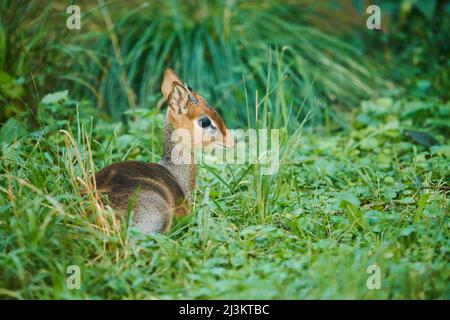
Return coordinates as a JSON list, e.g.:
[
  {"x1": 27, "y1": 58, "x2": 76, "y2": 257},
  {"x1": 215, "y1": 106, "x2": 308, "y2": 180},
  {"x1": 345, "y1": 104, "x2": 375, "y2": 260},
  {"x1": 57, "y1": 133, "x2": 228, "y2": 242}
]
[{"x1": 223, "y1": 130, "x2": 235, "y2": 148}]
